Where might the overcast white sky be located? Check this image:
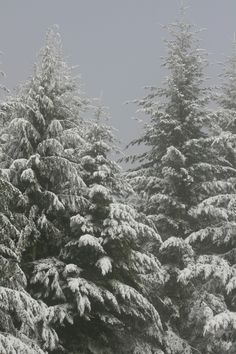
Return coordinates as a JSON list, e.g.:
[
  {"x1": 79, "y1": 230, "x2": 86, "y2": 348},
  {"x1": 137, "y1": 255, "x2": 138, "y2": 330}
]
[{"x1": 0, "y1": 0, "x2": 236, "y2": 148}]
